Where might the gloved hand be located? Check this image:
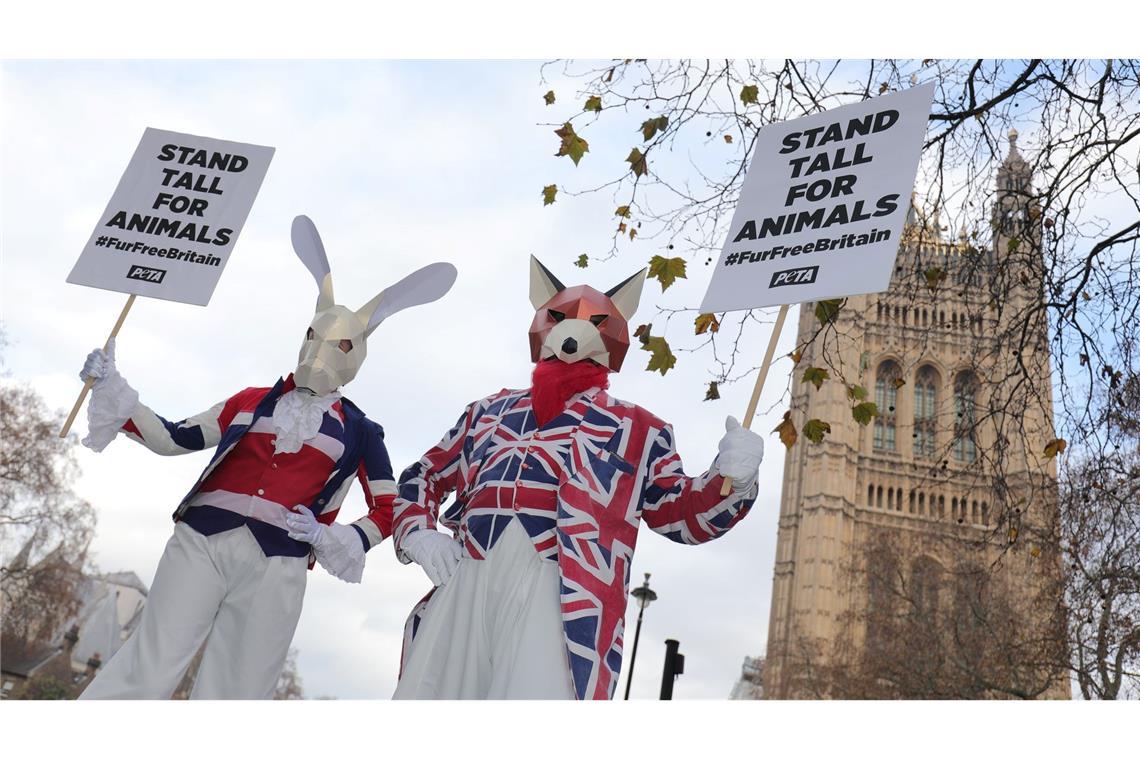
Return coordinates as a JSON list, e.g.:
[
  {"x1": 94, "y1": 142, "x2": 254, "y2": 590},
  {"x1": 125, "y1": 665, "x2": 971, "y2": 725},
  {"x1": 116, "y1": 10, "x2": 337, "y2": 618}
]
[
  {"x1": 285, "y1": 508, "x2": 366, "y2": 584},
  {"x1": 716, "y1": 415, "x2": 765, "y2": 493},
  {"x1": 285, "y1": 507, "x2": 325, "y2": 546},
  {"x1": 80, "y1": 338, "x2": 121, "y2": 387},
  {"x1": 401, "y1": 530, "x2": 464, "y2": 587}
]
